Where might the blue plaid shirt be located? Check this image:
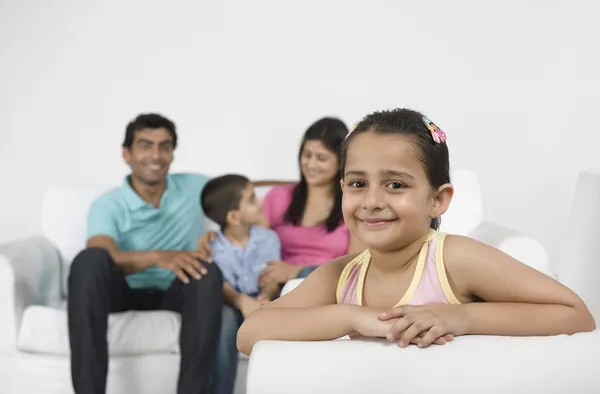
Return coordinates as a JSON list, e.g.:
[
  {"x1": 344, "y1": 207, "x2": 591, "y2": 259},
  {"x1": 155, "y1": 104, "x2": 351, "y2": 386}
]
[{"x1": 211, "y1": 225, "x2": 281, "y2": 296}]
